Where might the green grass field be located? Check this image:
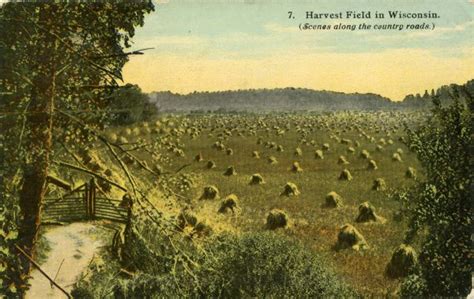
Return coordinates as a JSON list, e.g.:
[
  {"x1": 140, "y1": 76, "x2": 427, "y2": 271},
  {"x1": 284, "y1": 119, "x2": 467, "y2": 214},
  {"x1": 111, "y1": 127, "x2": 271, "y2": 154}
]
[{"x1": 101, "y1": 111, "x2": 424, "y2": 297}]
